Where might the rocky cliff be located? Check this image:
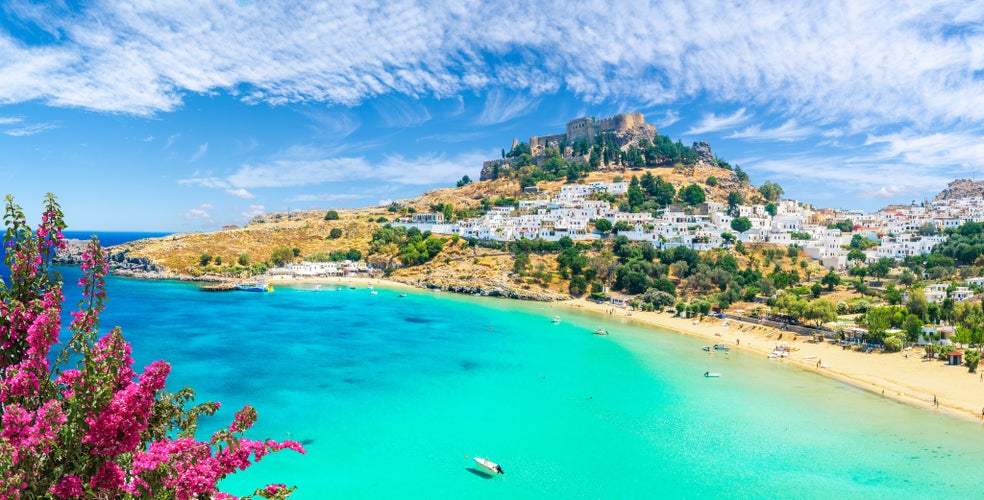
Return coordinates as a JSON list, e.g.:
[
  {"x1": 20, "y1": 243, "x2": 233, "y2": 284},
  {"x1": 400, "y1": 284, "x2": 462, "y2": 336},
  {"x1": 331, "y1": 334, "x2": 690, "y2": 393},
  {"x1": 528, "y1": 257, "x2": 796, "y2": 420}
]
[{"x1": 933, "y1": 179, "x2": 984, "y2": 201}]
